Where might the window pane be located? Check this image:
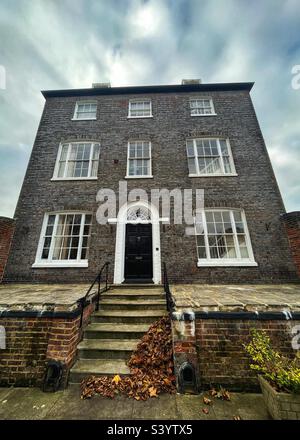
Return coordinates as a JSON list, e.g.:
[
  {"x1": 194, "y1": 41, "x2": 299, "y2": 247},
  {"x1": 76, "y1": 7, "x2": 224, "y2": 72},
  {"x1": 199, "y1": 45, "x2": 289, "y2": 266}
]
[
  {"x1": 129, "y1": 144, "x2": 136, "y2": 158},
  {"x1": 210, "y1": 139, "x2": 218, "y2": 155},
  {"x1": 240, "y1": 247, "x2": 249, "y2": 258},
  {"x1": 42, "y1": 248, "x2": 49, "y2": 259},
  {"x1": 186, "y1": 141, "x2": 194, "y2": 156},
  {"x1": 220, "y1": 140, "x2": 228, "y2": 155},
  {"x1": 60, "y1": 145, "x2": 68, "y2": 160},
  {"x1": 210, "y1": 247, "x2": 219, "y2": 258},
  {"x1": 198, "y1": 158, "x2": 206, "y2": 173},
  {"x1": 83, "y1": 144, "x2": 91, "y2": 160},
  {"x1": 129, "y1": 160, "x2": 135, "y2": 175},
  {"x1": 188, "y1": 158, "x2": 196, "y2": 174},
  {"x1": 93, "y1": 144, "x2": 100, "y2": 159},
  {"x1": 196, "y1": 235, "x2": 205, "y2": 246},
  {"x1": 85, "y1": 214, "x2": 92, "y2": 224},
  {"x1": 197, "y1": 247, "x2": 206, "y2": 258},
  {"x1": 235, "y1": 222, "x2": 245, "y2": 233},
  {"x1": 143, "y1": 142, "x2": 150, "y2": 158},
  {"x1": 91, "y1": 160, "x2": 98, "y2": 177},
  {"x1": 58, "y1": 162, "x2": 66, "y2": 178},
  {"x1": 234, "y1": 211, "x2": 242, "y2": 222},
  {"x1": 81, "y1": 248, "x2": 88, "y2": 259},
  {"x1": 196, "y1": 140, "x2": 204, "y2": 156},
  {"x1": 223, "y1": 156, "x2": 232, "y2": 173}
]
